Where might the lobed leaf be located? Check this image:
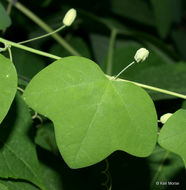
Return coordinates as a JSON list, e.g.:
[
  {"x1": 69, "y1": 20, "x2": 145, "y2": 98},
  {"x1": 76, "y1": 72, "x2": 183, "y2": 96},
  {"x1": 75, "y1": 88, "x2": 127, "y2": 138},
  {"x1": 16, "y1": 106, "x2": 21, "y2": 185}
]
[{"x1": 23, "y1": 56, "x2": 157, "y2": 169}]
